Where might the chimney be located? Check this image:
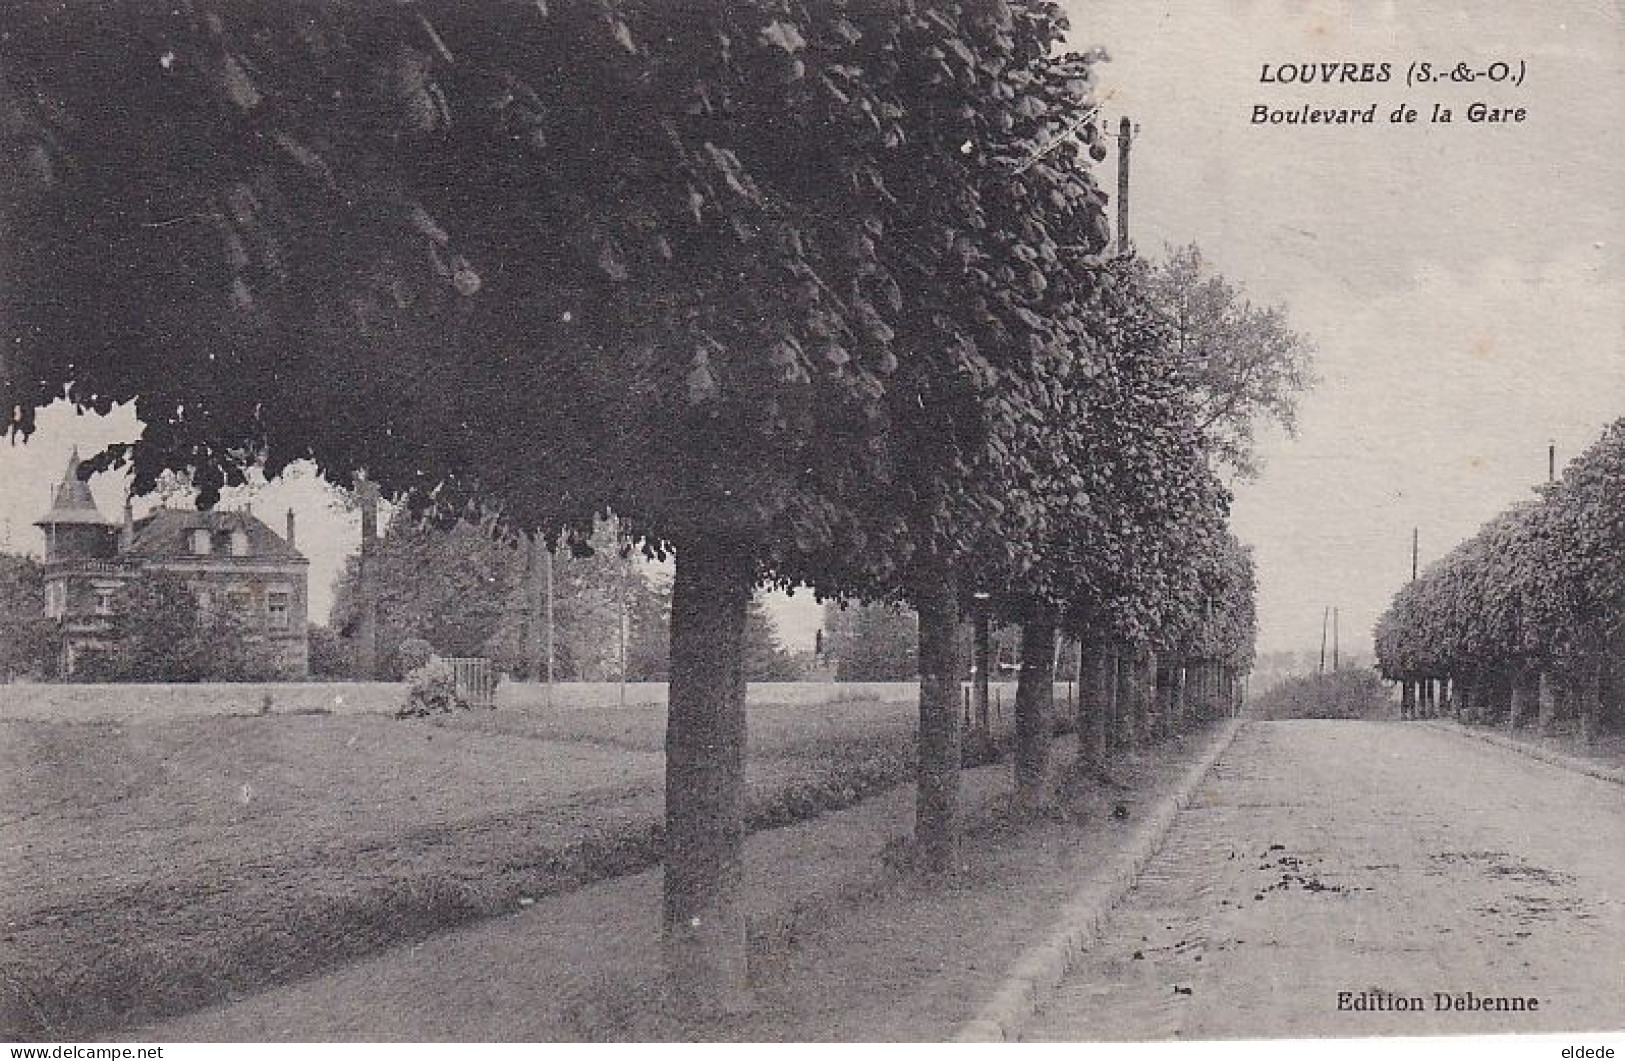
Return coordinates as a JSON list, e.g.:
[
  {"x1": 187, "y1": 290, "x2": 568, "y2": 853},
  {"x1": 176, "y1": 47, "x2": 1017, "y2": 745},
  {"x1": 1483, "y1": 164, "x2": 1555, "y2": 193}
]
[
  {"x1": 120, "y1": 497, "x2": 134, "y2": 552},
  {"x1": 285, "y1": 508, "x2": 296, "y2": 549}
]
